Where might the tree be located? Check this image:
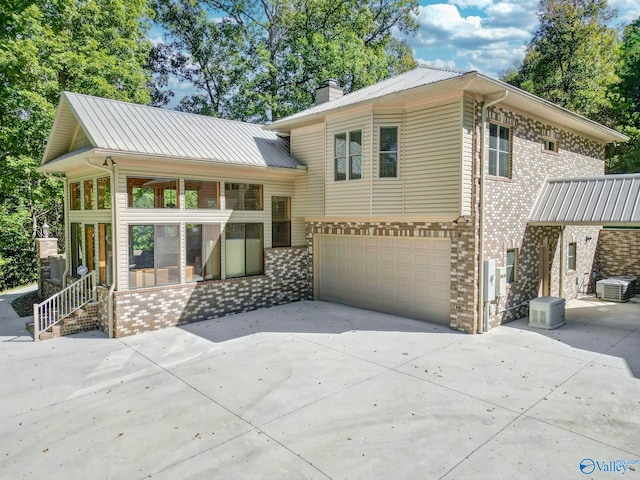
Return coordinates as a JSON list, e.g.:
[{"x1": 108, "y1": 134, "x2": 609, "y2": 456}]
[
  {"x1": 606, "y1": 18, "x2": 640, "y2": 173},
  {"x1": 150, "y1": 0, "x2": 419, "y2": 122},
  {"x1": 0, "y1": 0, "x2": 152, "y2": 290},
  {"x1": 504, "y1": 0, "x2": 619, "y2": 125}
]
